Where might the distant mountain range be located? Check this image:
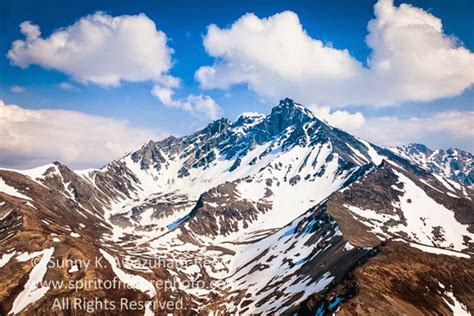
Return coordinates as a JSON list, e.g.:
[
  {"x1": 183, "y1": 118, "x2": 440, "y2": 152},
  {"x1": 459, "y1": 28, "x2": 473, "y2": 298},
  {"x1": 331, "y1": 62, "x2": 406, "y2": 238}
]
[
  {"x1": 392, "y1": 143, "x2": 473, "y2": 186},
  {"x1": 0, "y1": 98, "x2": 472, "y2": 315}
]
